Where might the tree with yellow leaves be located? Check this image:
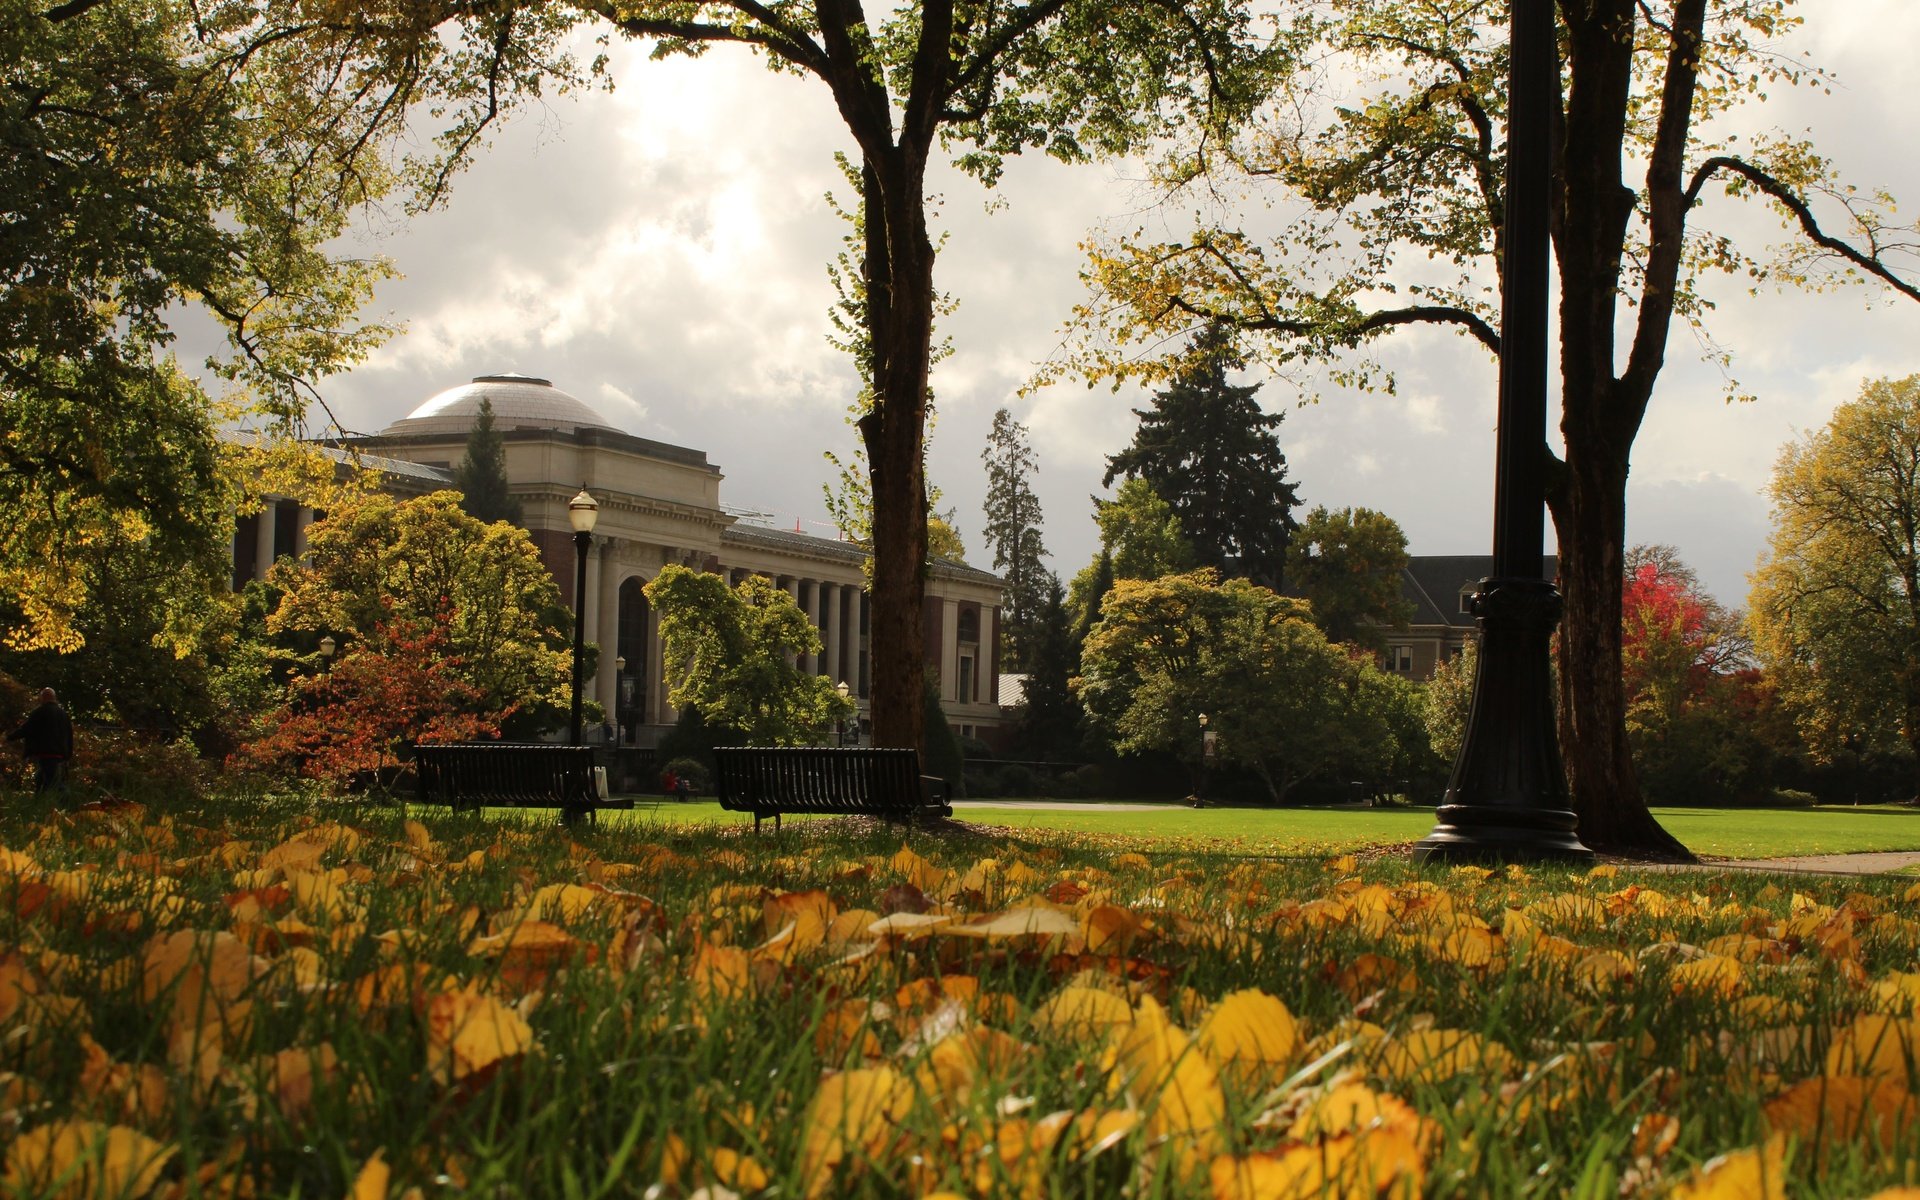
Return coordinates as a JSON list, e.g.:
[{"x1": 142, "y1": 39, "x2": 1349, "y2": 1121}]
[{"x1": 1750, "y1": 375, "x2": 1920, "y2": 796}]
